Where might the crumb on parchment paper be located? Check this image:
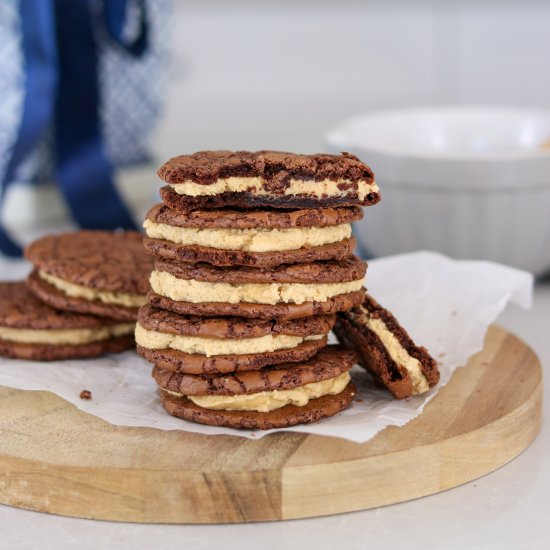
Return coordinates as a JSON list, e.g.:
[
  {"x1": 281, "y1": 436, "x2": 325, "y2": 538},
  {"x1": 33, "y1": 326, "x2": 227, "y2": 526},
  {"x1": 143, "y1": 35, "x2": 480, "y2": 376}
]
[{"x1": 79, "y1": 390, "x2": 92, "y2": 400}]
